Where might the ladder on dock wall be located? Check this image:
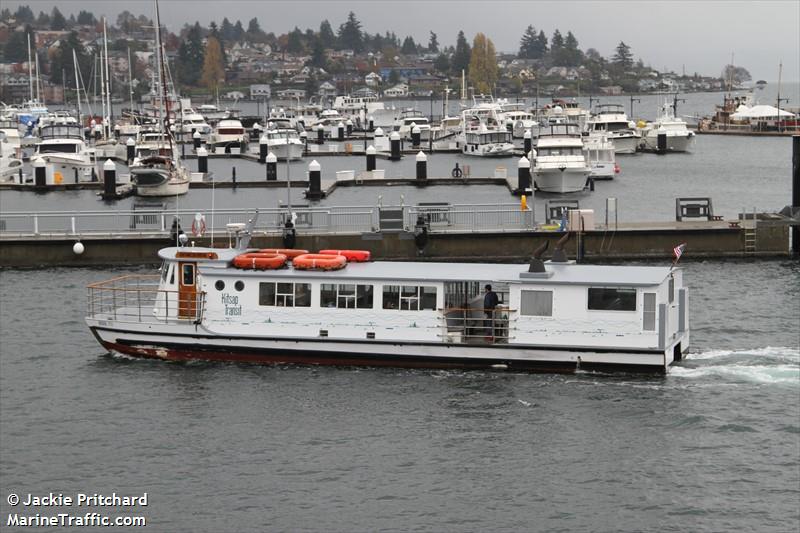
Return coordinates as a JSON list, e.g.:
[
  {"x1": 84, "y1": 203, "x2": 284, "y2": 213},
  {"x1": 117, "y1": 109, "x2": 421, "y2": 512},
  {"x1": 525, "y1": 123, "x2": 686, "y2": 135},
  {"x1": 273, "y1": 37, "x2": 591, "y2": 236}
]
[{"x1": 742, "y1": 208, "x2": 757, "y2": 254}]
